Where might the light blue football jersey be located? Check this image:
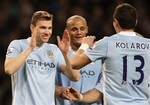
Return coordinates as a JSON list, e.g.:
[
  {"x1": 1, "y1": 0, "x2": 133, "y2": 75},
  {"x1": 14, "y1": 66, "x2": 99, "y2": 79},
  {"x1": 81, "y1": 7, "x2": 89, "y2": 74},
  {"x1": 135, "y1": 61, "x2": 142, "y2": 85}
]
[
  {"x1": 6, "y1": 38, "x2": 65, "y2": 105},
  {"x1": 95, "y1": 79, "x2": 103, "y2": 93},
  {"x1": 85, "y1": 32, "x2": 150, "y2": 105},
  {"x1": 56, "y1": 47, "x2": 103, "y2": 105}
]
